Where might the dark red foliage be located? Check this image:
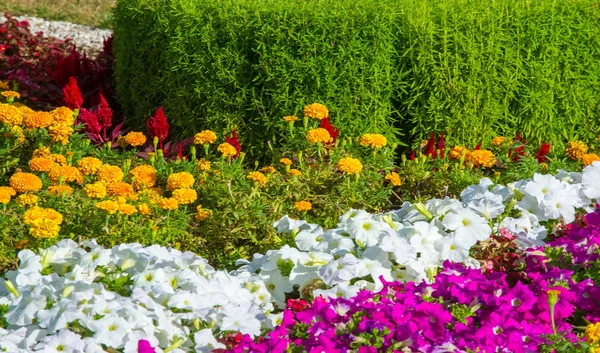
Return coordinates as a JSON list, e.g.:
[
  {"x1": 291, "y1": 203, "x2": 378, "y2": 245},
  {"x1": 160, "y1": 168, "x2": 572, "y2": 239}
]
[
  {"x1": 62, "y1": 76, "x2": 83, "y2": 109},
  {"x1": 437, "y1": 132, "x2": 445, "y2": 159},
  {"x1": 146, "y1": 107, "x2": 170, "y2": 149},
  {"x1": 319, "y1": 118, "x2": 340, "y2": 146},
  {"x1": 424, "y1": 132, "x2": 436, "y2": 158},
  {"x1": 225, "y1": 129, "x2": 242, "y2": 157},
  {"x1": 536, "y1": 141, "x2": 551, "y2": 163},
  {"x1": 472, "y1": 233, "x2": 526, "y2": 285}
]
